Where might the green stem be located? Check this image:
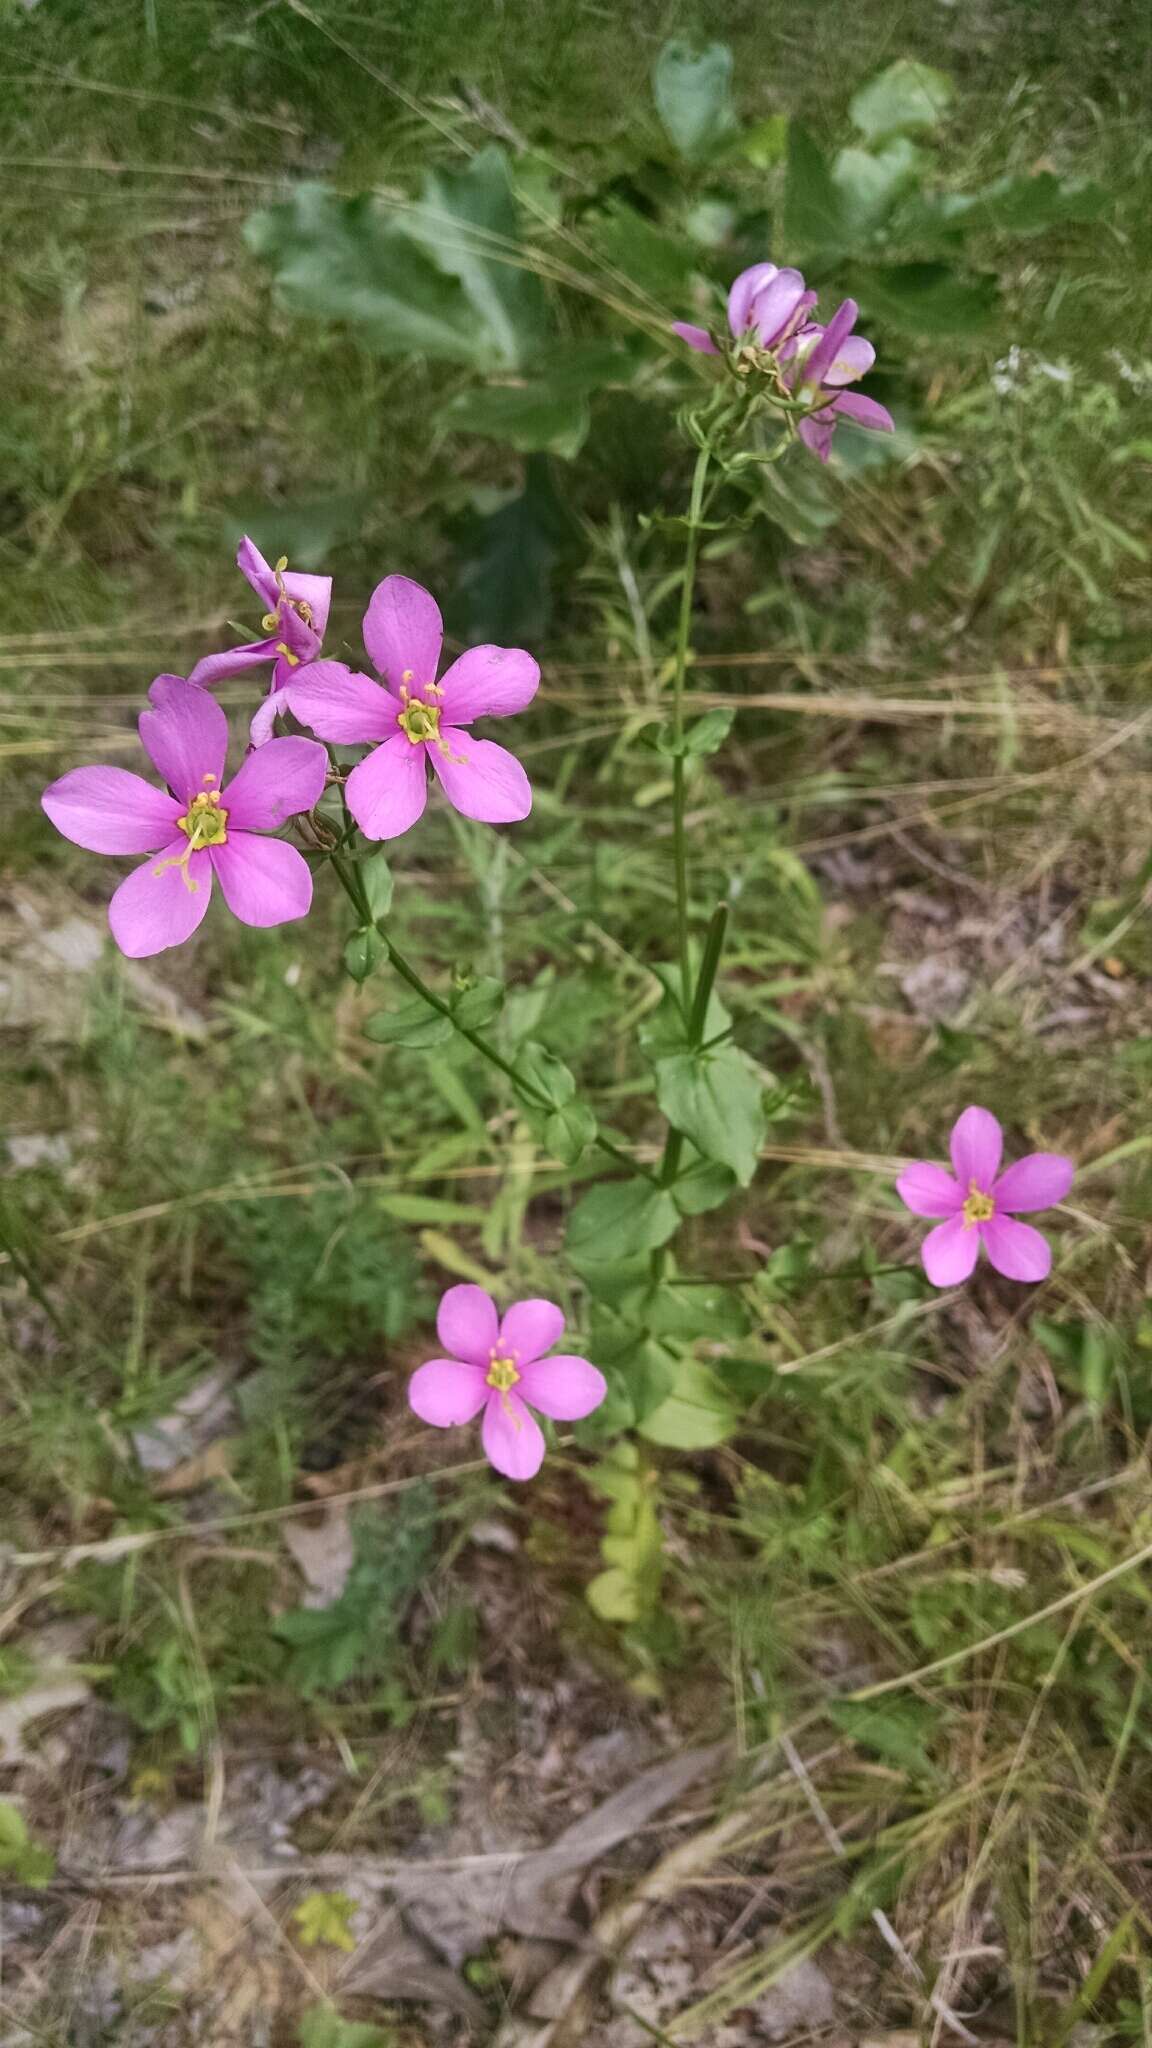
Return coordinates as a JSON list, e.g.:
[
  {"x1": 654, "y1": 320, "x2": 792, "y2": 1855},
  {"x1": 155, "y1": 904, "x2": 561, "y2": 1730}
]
[
  {"x1": 671, "y1": 439, "x2": 712, "y2": 1015},
  {"x1": 329, "y1": 849, "x2": 652, "y2": 1183}
]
